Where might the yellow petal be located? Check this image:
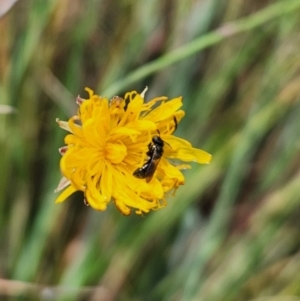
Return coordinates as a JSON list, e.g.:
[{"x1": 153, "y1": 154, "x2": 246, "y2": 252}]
[
  {"x1": 70, "y1": 168, "x2": 87, "y2": 191},
  {"x1": 68, "y1": 117, "x2": 84, "y2": 139},
  {"x1": 109, "y1": 127, "x2": 140, "y2": 140},
  {"x1": 118, "y1": 91, "x2": 143, "y2": 125},
  {"x1": 126, "y1": 120, "x2": 157, "y2": 132},
  {"x1": 85, "y1": 189, "x2": 108, "y2": 211},
  {"x1": 158, "y1": 158, "x2": 185, "y2": 182},
  {"x1": 144, "y1": 97, "x2": 182, "y2": 122},
  {"x1": 163, "y1": 135, "x2": 192, "y2": 149},
  {"x1": 82, "y1": 119, "x2": 106, "y2": 148},
  {"x1": 114, "y1": 199, "x2": 132, "y2": 215},
  {"x1": 87, "y1": 154, "x2": 104, "y2": 176},
  {"x1": 168, "y1": 146, "x2": 212, "y2": 164},
  {"x1": 105, "y1": 142, "x2": 127, "y2": 164},
  {"x1": 111, "y1": 168, "x2": 157, "y2": 213},
  {"x1": 84, "y1": 87, "x2": 94, "y2": 98},
  {"x1": 55, "y1": 185, "x2": 77, "y2": 203},
  {"x1": 100, "y1": 163, "x2": 113, "y2": 200}
]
